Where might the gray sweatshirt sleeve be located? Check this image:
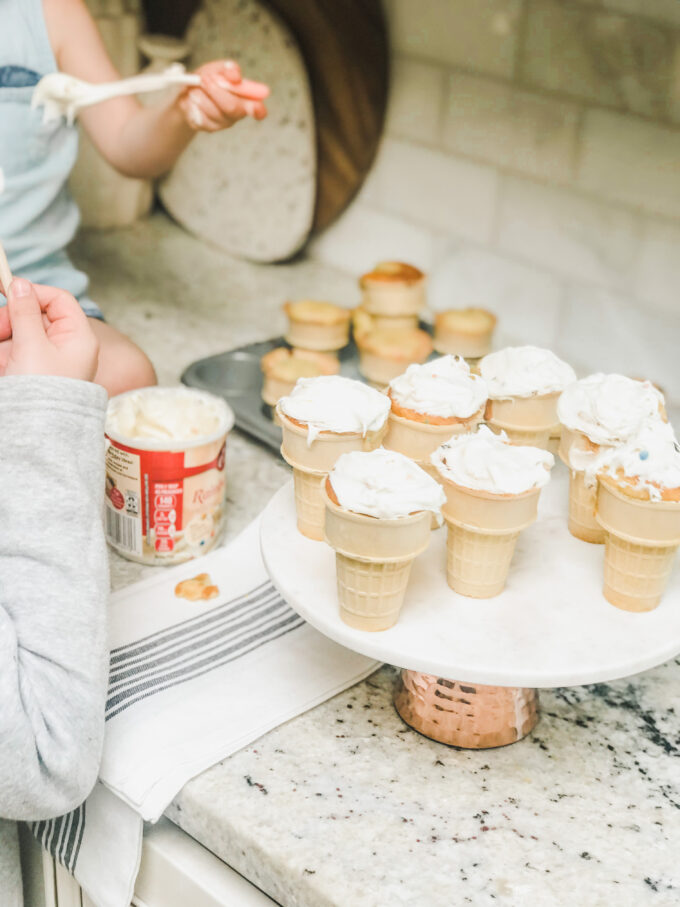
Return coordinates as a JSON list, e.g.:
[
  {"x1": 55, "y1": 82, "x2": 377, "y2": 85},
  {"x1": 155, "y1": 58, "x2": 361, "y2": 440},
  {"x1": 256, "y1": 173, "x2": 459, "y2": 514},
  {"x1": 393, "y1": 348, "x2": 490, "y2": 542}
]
[{"x1": 0, "y1": 376, "x2": 109, "y2": 821}]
